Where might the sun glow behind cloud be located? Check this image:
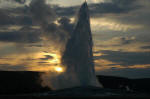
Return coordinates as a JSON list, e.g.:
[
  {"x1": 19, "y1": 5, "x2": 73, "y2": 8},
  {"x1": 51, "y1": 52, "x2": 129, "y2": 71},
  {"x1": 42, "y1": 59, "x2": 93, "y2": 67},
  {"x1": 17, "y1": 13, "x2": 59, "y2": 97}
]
[
  {"x1": 30, "y1": 52, "x2": 65, "y2": 72},
  {"x1": 0, "y1": 45, "x2": 66, "y2": 72}
]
